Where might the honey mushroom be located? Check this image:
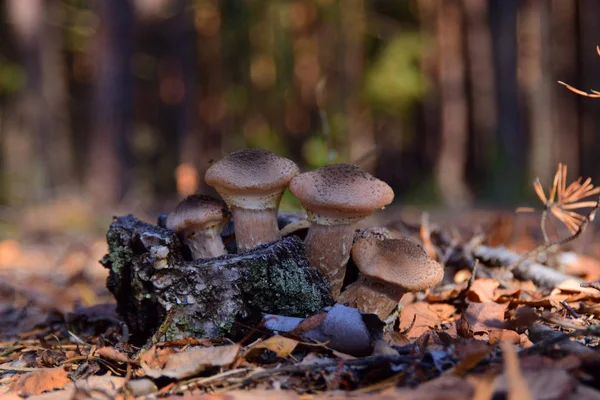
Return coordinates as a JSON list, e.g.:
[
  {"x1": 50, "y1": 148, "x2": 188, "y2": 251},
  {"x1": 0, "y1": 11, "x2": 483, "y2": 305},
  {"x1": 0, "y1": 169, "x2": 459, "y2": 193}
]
[
  {"x1": 205, "y1": 149, "x2": 299, "y2": 252},
  {"x1": 166, "y1": 194, "x2": 231, "y2": 260},
  {"x1": 338, "y1": 236, "x2": 444, "y2": 319},
  {"x1": 289, "y1": 164, "x2": 394, "y2": 299}
]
